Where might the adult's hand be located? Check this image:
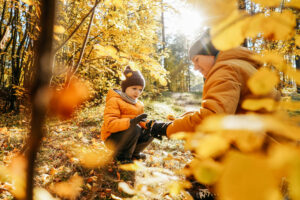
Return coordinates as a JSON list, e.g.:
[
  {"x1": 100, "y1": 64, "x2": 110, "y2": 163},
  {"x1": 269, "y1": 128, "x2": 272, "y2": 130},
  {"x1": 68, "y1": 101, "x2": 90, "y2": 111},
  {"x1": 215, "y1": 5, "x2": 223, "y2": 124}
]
[{"x1": 148, "y1": 121, "x2": 171, "y2": 140}]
